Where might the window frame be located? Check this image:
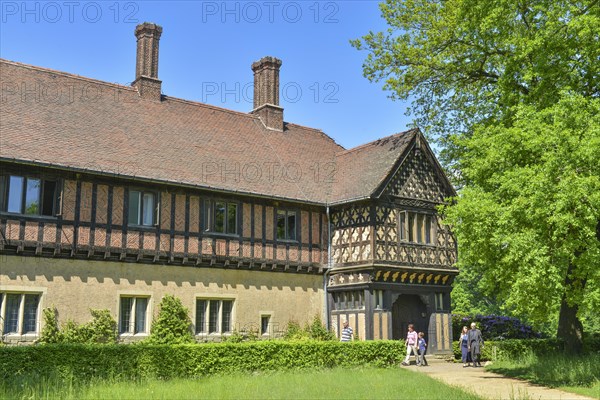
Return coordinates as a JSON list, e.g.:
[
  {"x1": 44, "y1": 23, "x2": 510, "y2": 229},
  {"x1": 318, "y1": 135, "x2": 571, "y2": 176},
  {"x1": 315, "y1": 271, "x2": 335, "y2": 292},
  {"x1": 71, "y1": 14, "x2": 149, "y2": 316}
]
[
  {"x1": 118, "y1": 296, "x2": 150, "y2": 335},
  {"x1": 204, "y1": 200, "x2": 239, "y2": 235},
  {"x1": 434, "y1": 292, "x2": 445, "y2": 311},
  {"x1": 0, "y1": 291, "x2": 42, "y2": 337},
  {"x1": 260, "y1": 314, "x2": 271, "y2": 336},
  {"x1": 0, "y1": 175, "x2": 59, "y2": 217},
  {"x1": 275, "y1": 208, "x2": 297, "y2": 242},
  {"x1": 399, "y1": 211, "x2": 436, "y2": 246},
  {"x1": 195, "y1": 297, "x2": 235, "y2": 335},
  {"x1": 127, "y1": 189, "x2": 159, "y2": 227}
]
